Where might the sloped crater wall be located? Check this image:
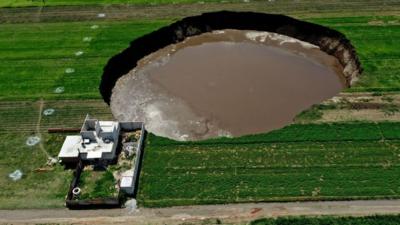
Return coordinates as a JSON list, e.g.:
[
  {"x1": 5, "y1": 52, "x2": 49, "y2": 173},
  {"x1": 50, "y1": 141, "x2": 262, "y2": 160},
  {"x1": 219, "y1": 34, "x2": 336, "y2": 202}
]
[{"x1": 100, "y1": 11, "x2": 362, "y2": 104}]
